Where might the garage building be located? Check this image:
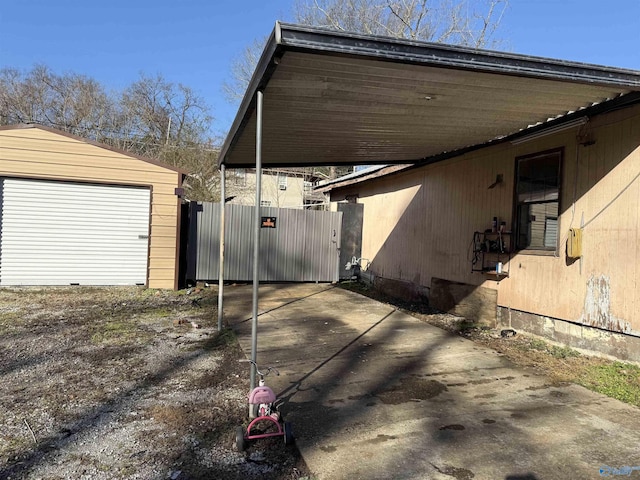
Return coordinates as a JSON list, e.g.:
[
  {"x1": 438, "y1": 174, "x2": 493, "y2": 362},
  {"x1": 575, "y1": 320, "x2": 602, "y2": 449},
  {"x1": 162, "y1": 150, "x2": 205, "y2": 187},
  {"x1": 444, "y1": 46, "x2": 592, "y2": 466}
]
[{"x1": 0, "y1": 124, "x2": 184, "y2": 289}]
